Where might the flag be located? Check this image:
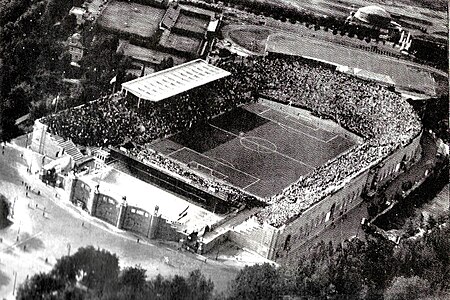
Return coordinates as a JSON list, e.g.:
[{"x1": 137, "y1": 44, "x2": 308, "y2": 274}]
[{"x1": 110, "y1": 75, "x2": 117, "y2": 84}]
